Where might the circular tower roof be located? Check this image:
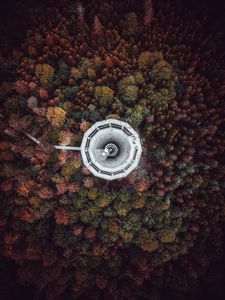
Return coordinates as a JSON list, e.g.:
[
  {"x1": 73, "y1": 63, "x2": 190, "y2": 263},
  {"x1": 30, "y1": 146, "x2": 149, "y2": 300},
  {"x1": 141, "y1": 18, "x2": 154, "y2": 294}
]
[{"x1": 80, "y1": 119, "x2": 142, "y2": 180}]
